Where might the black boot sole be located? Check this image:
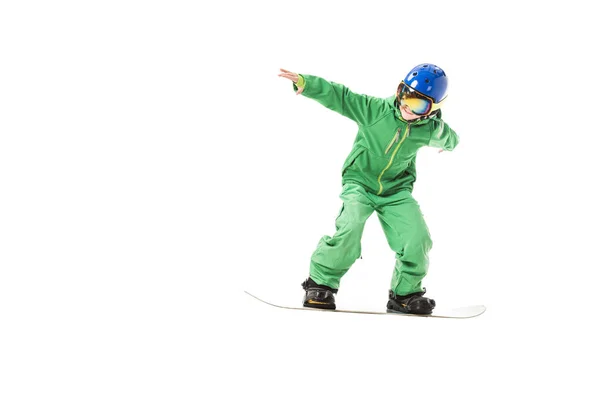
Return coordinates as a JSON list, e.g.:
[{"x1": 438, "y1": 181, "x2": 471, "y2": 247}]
[
  {"x1": 387, "y1": 308, "x2": 432, "y2": 315},
  {"x1": 303, "y1": 300, "x2": 336, "y2": 310}
]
